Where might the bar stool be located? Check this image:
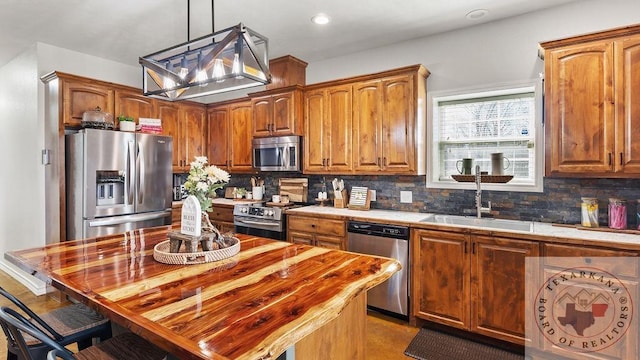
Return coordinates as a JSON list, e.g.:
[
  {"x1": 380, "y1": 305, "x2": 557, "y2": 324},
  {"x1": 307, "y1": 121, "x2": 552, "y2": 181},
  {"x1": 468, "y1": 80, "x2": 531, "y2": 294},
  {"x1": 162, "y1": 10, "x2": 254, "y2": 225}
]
[
  {"x1": 0, "y1": 287, "x2": 111, "y2": 360},
  {"x1": 0, "y1": 307, "x2": 168, "y2": 360}
]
